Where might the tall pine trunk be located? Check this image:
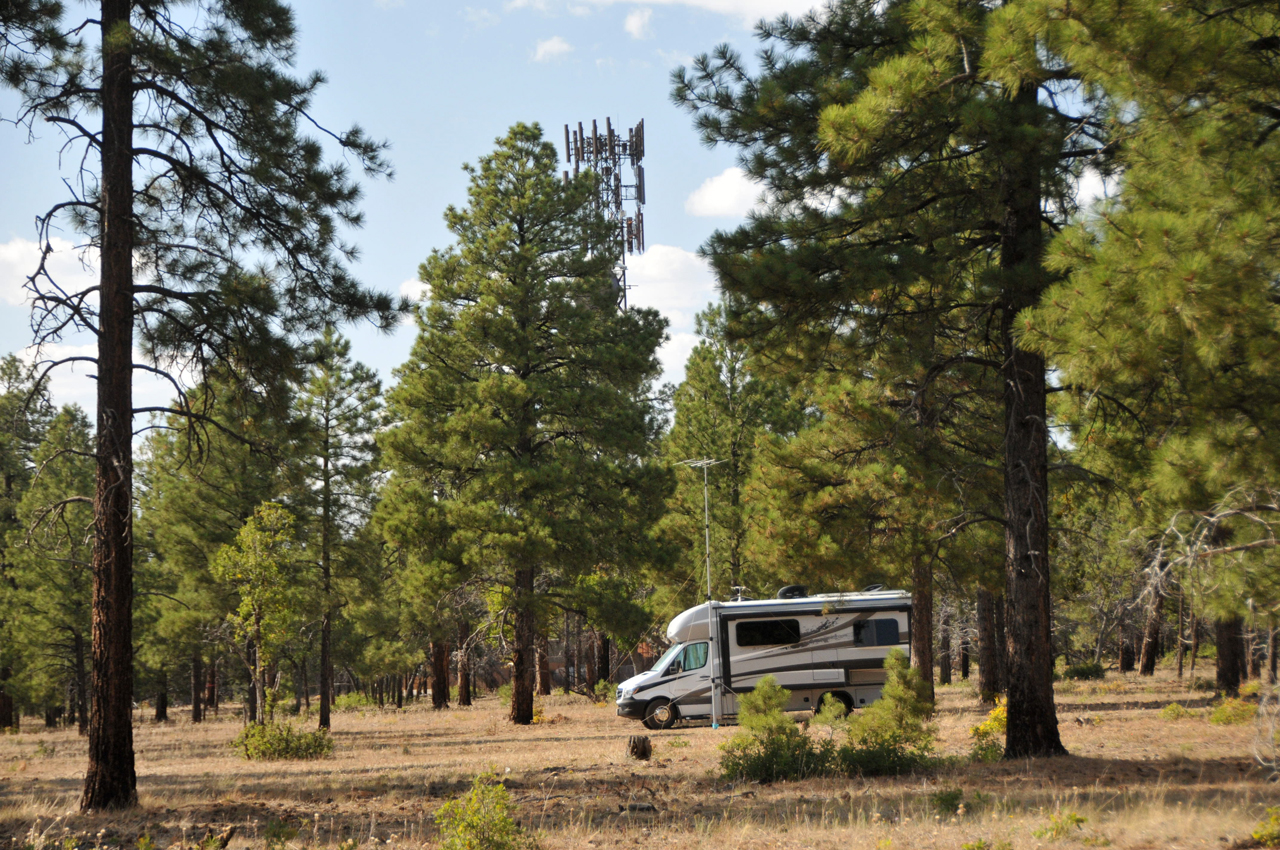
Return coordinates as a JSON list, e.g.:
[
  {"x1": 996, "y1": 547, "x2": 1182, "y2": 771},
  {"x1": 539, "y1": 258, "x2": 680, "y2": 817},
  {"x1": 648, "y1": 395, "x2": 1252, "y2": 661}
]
[
  {"x1": 597, "y1": 633, "x2": 611, "y2": 685},
  {"x1": 319, "y1": 443, "x2": 333, "y2": 731},
  {"x1": 1139, "y1": 564, "x2": 1168, "y2": 676},
  {"x1": 74, "y1": 631, "x2": 89, "y2": 735},
  {"x1": 510, "y1": 567, "x2": 536, "y2": 724},
  {"x1": 154, "y1": 672, "x2": 168, "y2": 722},
  {"x1": 998, "y1": 84, "x2": 1065, "y2": 759},
  {"x1": 457, "y1": 621, "x2": 473, "y2": 707},
  {"x1": 938, "y1": 611, "x2": 952, "y2": 686},
  {"x1": 191, "y1": 650, "x2": 203, "y2": 723},
  {"x1": 977, "y1": 588, "x2": 999, "y2": 703},
  {"x1": 431, "y1": 642, "x2": 449, "y2": 710},
  {"x1": 82, "y1": 0, "x2": 138, "y2": 810},
  {"x1": 1215, "y1": 616, "x2": 1243, "y2": 697},
  {"x1": 910, "y1": 557, "x2": 934, "y2": 703}
]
